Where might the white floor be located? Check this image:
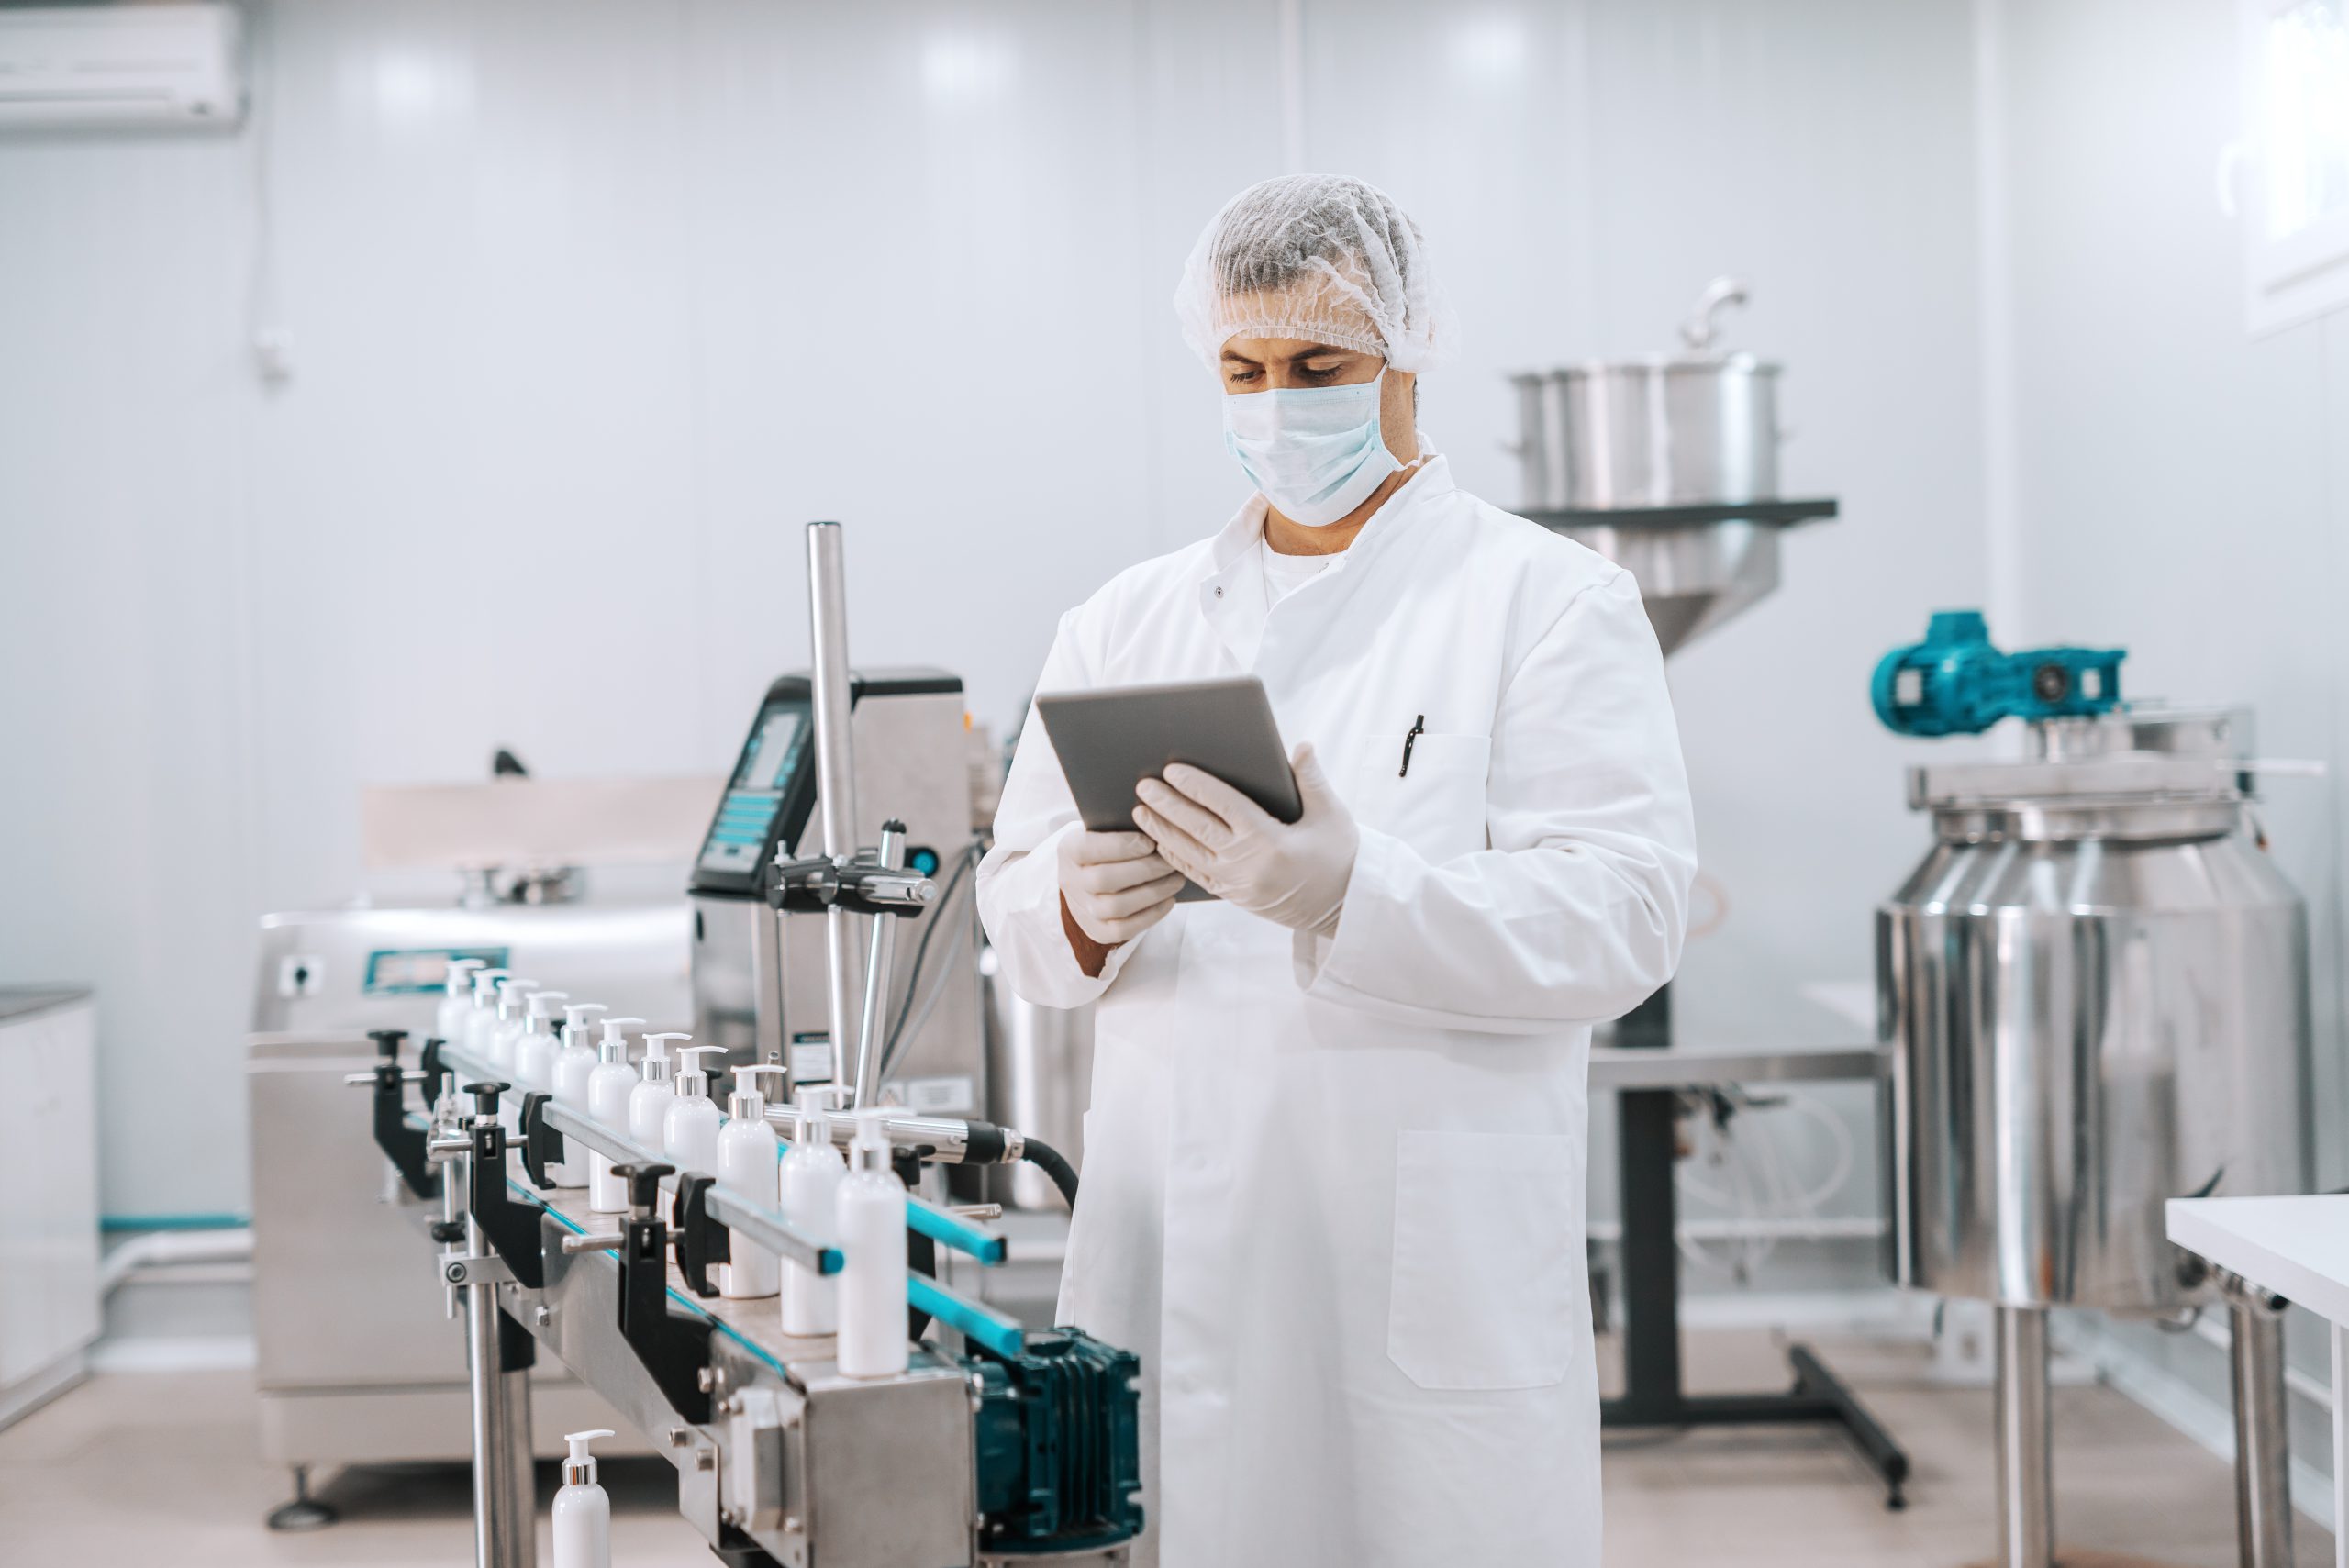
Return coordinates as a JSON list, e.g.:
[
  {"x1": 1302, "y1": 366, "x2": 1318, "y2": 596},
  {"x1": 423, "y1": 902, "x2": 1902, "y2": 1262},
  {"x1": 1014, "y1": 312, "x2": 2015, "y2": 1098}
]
[{"x1": 0, "y1": 1330, "x2": 2330, "y2": 1565}]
